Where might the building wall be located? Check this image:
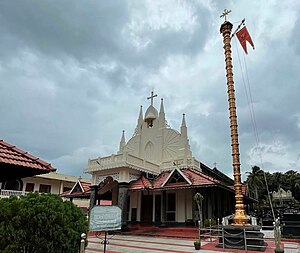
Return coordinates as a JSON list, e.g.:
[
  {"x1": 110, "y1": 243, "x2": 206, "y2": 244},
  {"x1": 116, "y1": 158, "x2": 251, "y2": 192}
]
[
  {"x1": 128, "y1": 191, "x2": 138, "y2": 222},
  {"x1": 185, "y1": 188, "x2": 193, "y2": 220},
  {"x1": 176, "y1": 190, "x2": 185, "y2": 222},
  {"x1": 127, "y1": 189, "x2": 196, "y2": 224},
  {"x1": 22, "y1": 177, "x2": 74, "y2": 194}
]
